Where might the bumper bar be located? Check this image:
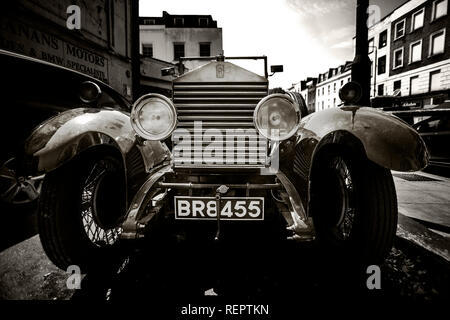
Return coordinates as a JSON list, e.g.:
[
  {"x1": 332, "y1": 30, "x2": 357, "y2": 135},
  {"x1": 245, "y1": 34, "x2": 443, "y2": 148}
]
[{"x1": 156, "y1": 182, "x2": 281, "y2": 189}]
